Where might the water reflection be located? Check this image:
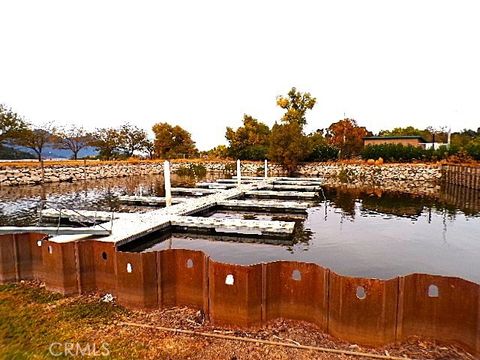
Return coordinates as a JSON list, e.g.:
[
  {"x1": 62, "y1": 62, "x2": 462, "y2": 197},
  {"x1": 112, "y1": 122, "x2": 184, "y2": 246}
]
[
  {"x1": 0, "y1": 173, "x2": 219, "y2": 226},
  {"x1": 1, "y1": 174, "x2": 480, "y2": 283}
]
